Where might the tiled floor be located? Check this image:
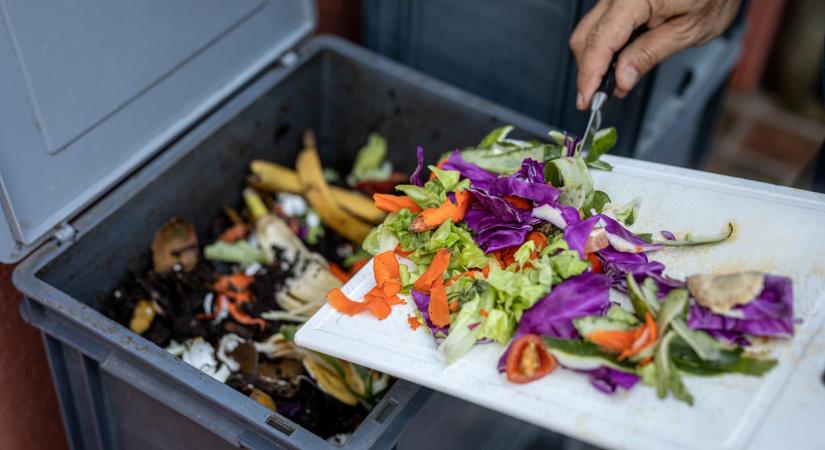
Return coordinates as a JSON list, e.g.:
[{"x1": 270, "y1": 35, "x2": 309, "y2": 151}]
[{"x1": 703, "y1": 91, "x2": 825, "y2": 189}]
